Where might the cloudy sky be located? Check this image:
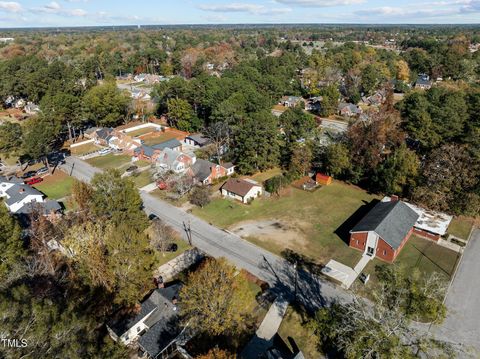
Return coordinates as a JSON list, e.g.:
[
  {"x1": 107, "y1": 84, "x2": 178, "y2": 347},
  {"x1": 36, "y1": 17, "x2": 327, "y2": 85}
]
[{"x1": 0, "y1": 0, "x2": 479, "y2": 27}]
